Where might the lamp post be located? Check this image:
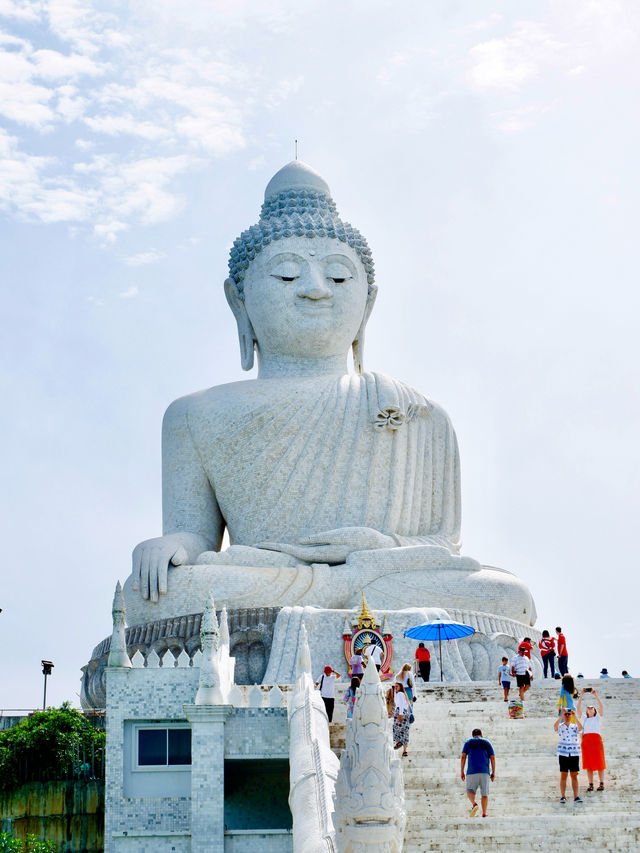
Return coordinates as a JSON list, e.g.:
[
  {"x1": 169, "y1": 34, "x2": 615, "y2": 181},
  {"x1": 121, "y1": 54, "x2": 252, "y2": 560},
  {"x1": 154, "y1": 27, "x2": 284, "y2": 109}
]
[{"x1": 41, "y1": 660, "x2": 54, "y2": 710}]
